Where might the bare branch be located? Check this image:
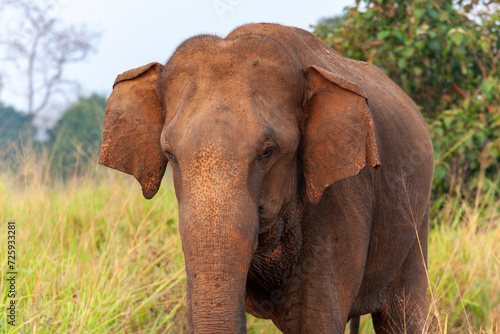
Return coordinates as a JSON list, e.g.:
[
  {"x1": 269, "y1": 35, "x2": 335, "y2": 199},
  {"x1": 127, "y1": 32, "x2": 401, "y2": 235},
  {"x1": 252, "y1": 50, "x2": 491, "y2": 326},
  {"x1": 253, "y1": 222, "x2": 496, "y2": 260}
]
[{"x1": 0, "y1": 0, "x2": 100, "y2": 117}]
